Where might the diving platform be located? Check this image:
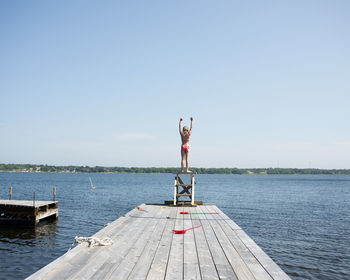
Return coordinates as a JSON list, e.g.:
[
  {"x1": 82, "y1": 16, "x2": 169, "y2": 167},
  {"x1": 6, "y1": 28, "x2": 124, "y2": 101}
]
[
  {"x1": 27, "y1": 204, "x2": 291, "y2": 279},
  {"x1": 171, "y1": 172, "x2": 199, "y2": 206},
  {"x1": 0, "y1": 200, "x2": 58, "y2": 226}
]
